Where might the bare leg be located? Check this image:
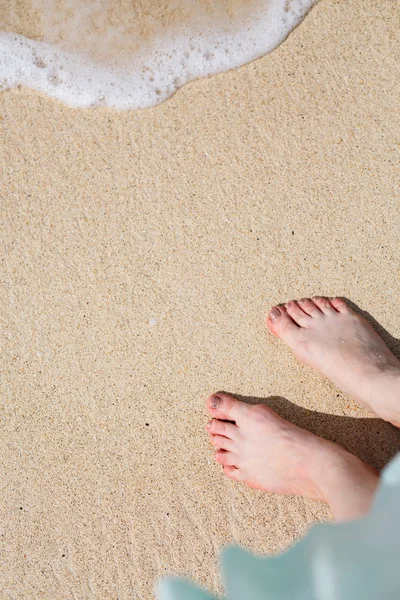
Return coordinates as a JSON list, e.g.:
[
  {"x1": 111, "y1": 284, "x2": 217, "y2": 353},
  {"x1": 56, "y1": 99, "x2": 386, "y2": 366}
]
[
  {"x1": 267, "y1": 297, "x2": 400, "y2": 426},
  {"x1": 206, "y1": 393, "x2": 379, "y2": 521}
]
